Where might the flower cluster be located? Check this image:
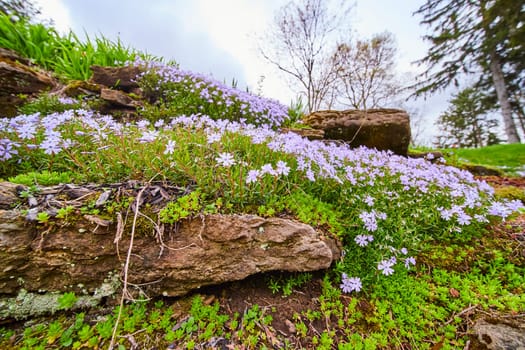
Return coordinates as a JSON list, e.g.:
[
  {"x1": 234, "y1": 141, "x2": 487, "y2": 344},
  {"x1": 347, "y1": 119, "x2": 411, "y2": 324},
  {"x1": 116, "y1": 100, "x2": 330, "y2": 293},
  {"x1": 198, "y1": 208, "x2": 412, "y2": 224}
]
[
  {"x1": 2, "y1": 104, "x2": 523, "y2": 294},
  {"x1": 136, "y1": 60, "x2": 289, "y2": 128},
  {"x1": 340, "y1": 273, "x2": 362, "y2": 293}
]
